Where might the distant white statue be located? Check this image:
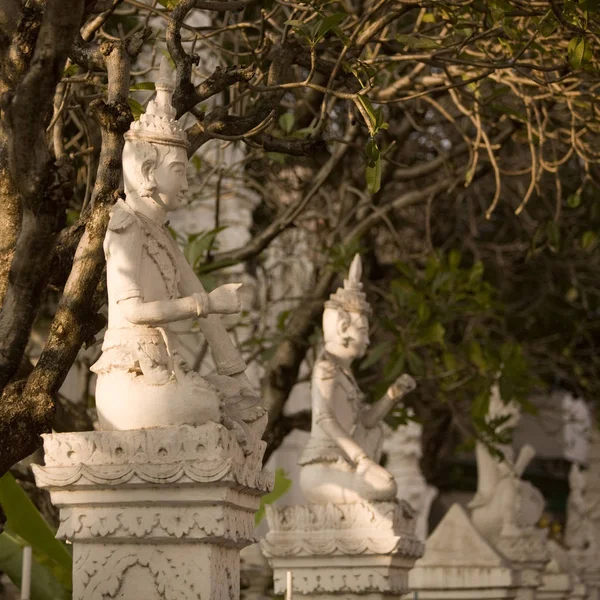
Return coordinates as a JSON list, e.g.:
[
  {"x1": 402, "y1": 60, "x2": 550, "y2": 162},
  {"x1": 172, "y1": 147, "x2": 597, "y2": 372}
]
[
  {"x1": 91, "y1": 59, "x2": 266, "y2": 450},
  {"x1": 469, "y1": 384, "x2": 545, "y2": 542},
  {"x1": 383, "y1": 411, "x2": 438, "y2": 540},
  {"x1": 298, "y1": 254, "x2": 417, "y2": 504},
  {"x1": 565, "y1": 463, "x2": 598, "y2": 551}
]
